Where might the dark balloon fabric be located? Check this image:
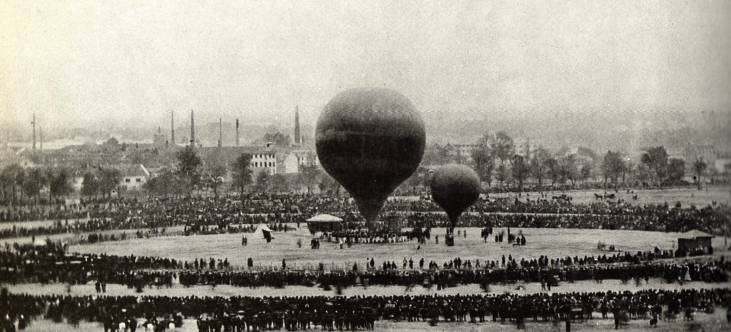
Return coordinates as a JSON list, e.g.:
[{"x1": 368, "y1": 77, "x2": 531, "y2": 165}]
[
  {"x1": 430, "y1": 164, "x2": 481, "y2": 227},
  {"x1": 316, "y1": 88, "x2": 426, "y2": 224}
]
